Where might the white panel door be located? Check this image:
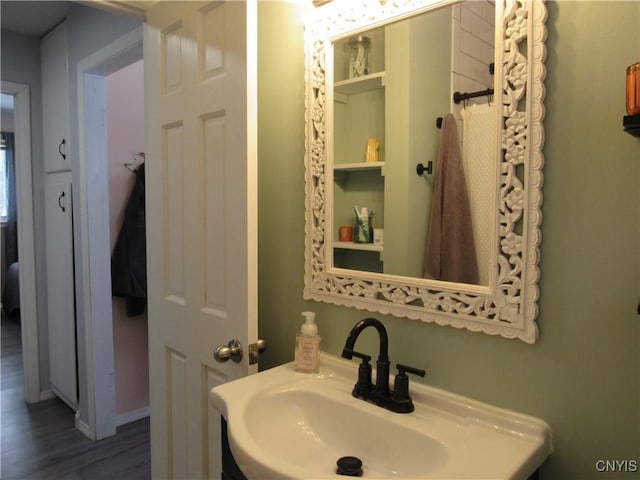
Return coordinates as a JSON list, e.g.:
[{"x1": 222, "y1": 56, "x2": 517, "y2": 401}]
[
  {"x1": 44, "y1": 180, "x2": 77, "y2": 409},
  {"x1": 144, "y1": 1, "x2": 258, "y2": 478}
]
